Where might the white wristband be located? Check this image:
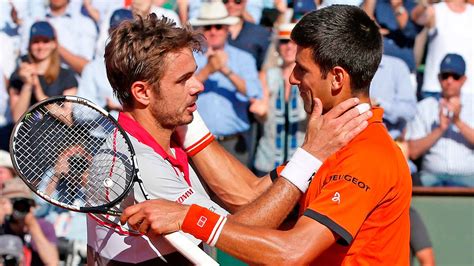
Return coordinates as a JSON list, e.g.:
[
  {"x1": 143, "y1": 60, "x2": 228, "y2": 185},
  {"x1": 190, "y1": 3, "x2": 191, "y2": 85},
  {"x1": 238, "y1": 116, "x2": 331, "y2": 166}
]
[
  {"x1": 280, "y1": 148, "x2": 323, "y2": 193},
  {"x1": 174, "y1": 111, "x2": 214, "y2": 156}
]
